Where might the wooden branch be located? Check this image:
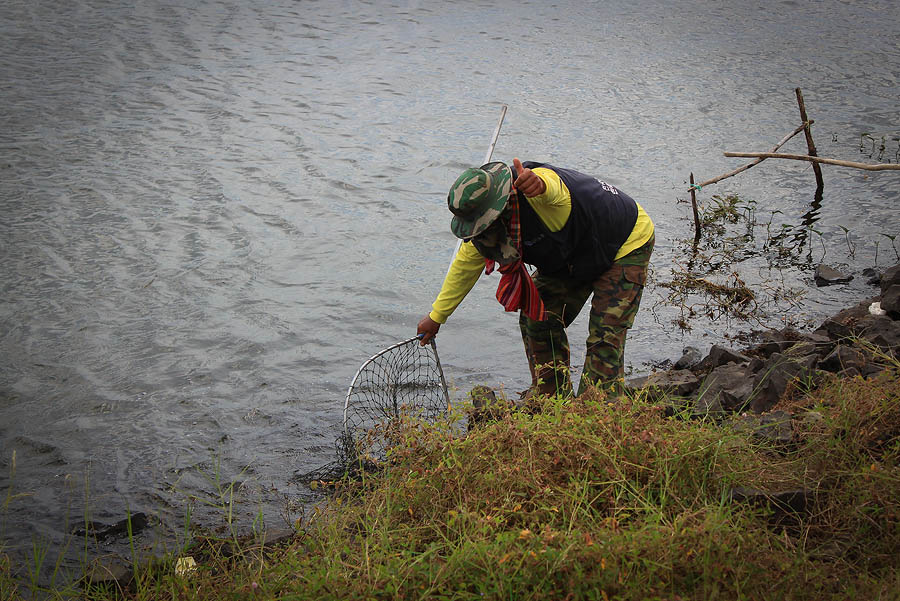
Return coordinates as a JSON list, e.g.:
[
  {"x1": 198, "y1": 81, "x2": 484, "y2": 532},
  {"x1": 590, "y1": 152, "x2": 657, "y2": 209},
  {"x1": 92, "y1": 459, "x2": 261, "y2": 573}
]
[
  {"x1": 723, "y1": 152, "x2": 900, "y2": 171},
  {"x1": 690, "y1": 173, "x2": 701, "y2": 243},
  {"x1": 795, "y1": 88, "x2": 824, "y2": 187},
  {"x1": 692, "y1": 123, "x2": 808, "y2": 191}
]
